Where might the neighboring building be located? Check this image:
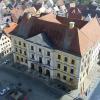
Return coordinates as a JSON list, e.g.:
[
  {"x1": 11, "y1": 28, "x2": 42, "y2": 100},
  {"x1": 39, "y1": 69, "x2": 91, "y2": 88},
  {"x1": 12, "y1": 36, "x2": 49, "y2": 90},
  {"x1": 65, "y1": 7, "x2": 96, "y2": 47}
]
[
  {"x1": 0, "y1": 19, "x2": 17, "y2": 58},
  {"x1": 78, "y1": 17, "x2": 100, "y2": 98},
  {"x1": 0, "y1": 32, "x2": 11, "y2": 57},
  {"x1": 11, "y1": 13, "x2": 100, "y2": 99}
]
